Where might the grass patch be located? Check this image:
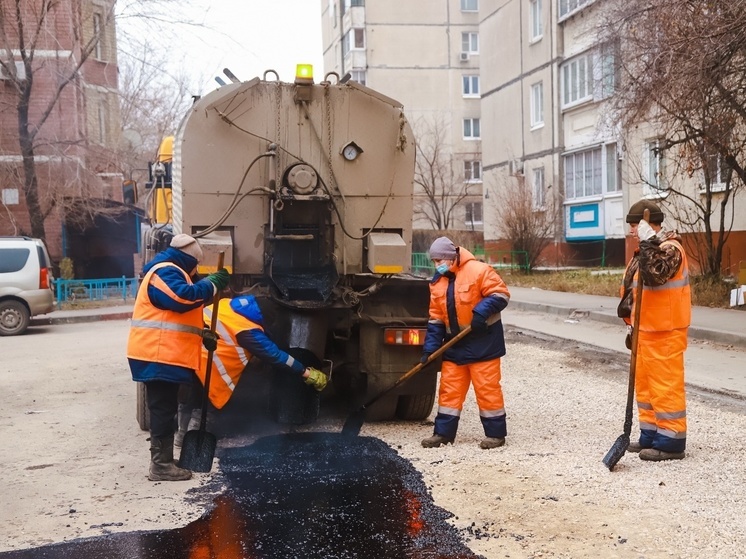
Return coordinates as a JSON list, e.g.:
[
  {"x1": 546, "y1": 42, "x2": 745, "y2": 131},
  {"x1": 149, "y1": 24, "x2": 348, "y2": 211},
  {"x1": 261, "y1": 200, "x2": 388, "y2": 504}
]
[{"x1": 503, "y1": 268, "x2": 733, "y2": 308}]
